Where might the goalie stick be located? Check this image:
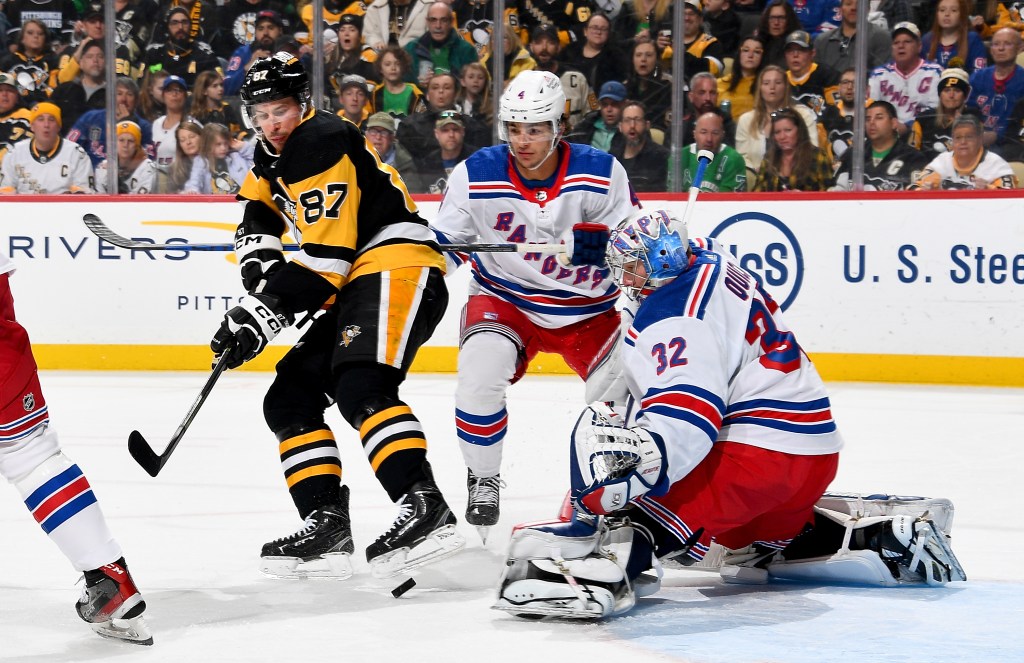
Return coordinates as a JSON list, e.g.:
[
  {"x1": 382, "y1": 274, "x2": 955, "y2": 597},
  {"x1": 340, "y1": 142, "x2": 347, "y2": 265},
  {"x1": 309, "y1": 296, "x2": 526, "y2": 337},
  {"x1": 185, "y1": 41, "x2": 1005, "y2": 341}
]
[
  {"x1": 676, "y1": 149, "x2": 714, "y2": 234},
  {"x1": 82, "y1": 214, "x2": 568, "y2": 256},
  {"x1": 128, "y1": 349, "x2": 231, "y2": 477}
]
